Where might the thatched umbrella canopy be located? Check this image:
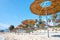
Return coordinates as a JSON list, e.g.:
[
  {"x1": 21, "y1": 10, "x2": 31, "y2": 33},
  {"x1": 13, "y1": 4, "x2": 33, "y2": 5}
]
[
  {"x1": 22, "y1": 20, "x2": 36, "y2": 25},
  {"x1": 12, "y1": 24, "x2": 25, "y2": 32},
  {"x1": 12, "y1": 24, "x2": 24, "y2": 31},
  {"x1": 17, "y1": 24, "x2": 24, "y2": 28},
  {"x1": 56, "y1": 19, "x2": 60, "y2": 23},
  {"x1": 22, "y1": 20, "x2": 36, "y2": 30},
  {"x1": 30, "y1": 0, "x2": 60, "y2": 15},
  {"x1": 17, "y1": 24, "x2": 28, "y2": 30}
]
